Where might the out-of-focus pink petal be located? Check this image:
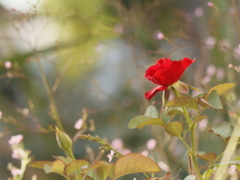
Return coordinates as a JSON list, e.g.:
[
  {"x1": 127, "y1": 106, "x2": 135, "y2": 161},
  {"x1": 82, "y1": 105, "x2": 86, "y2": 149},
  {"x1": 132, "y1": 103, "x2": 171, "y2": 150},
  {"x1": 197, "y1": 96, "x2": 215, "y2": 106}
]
[{"x1": 144, "y1": 85, "x2": 168, "y2": 101}]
